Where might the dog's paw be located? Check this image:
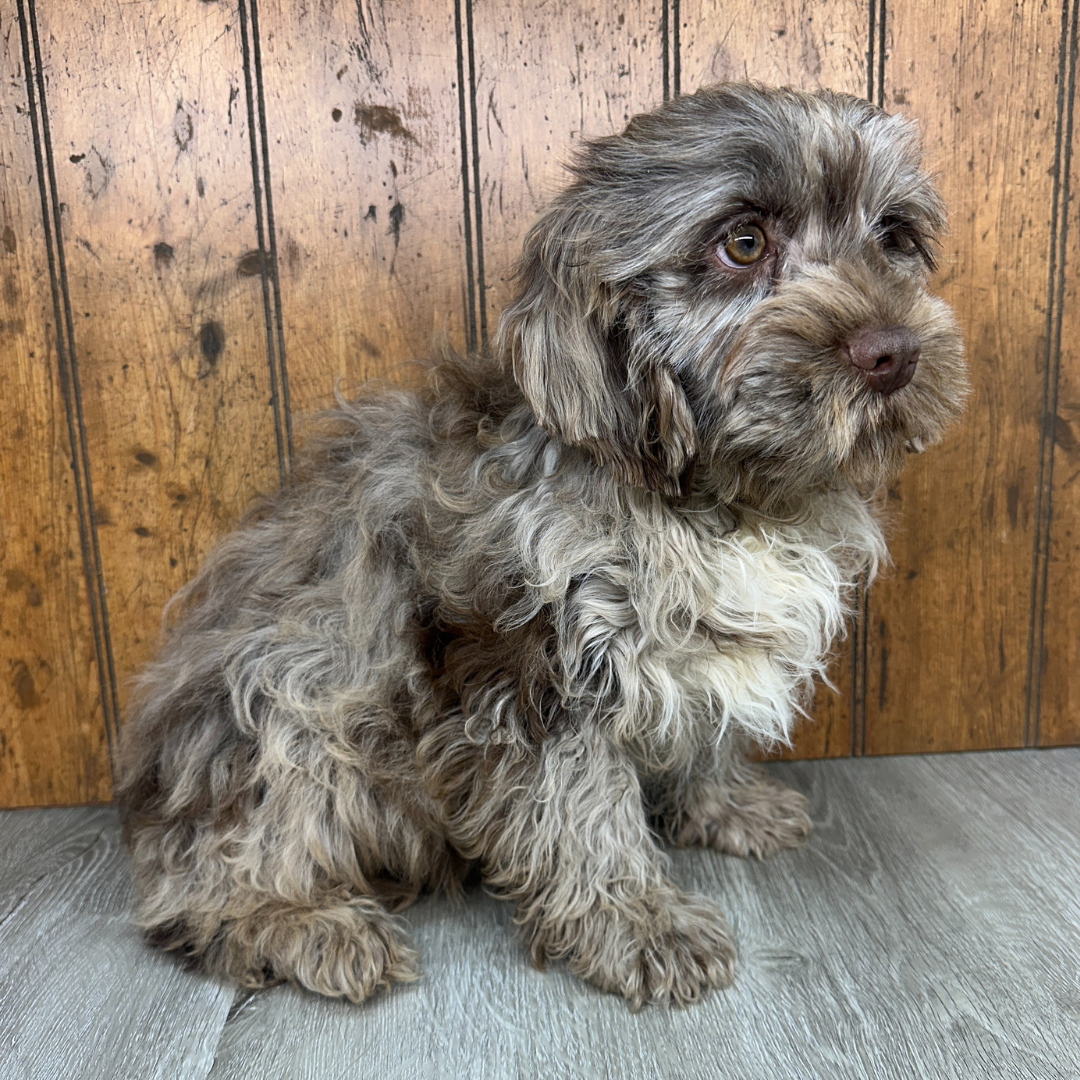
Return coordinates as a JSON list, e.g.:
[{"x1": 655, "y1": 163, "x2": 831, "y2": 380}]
[
  {"x1": 533, "y1": 890, "x2": 736, "y2": 1009},
  {"x1": 214, "y1": 896, "x2": 421, "y2": 1003},
  {"x1": 670, "y1": 773, "x2": 812, "y2": 859}
]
